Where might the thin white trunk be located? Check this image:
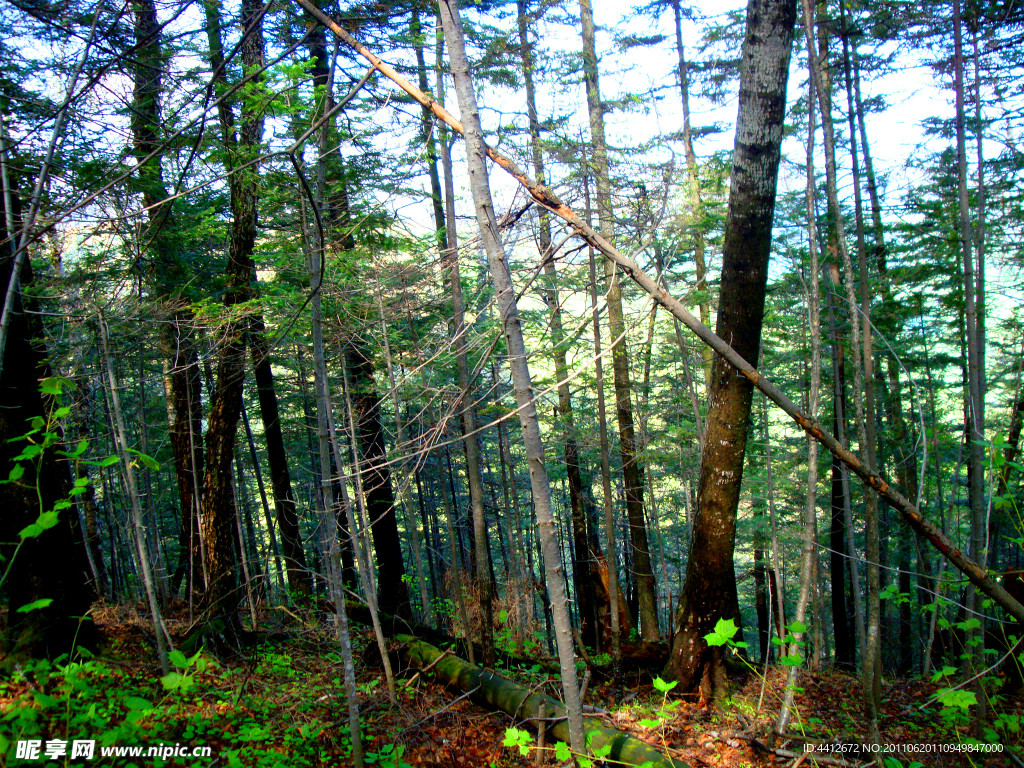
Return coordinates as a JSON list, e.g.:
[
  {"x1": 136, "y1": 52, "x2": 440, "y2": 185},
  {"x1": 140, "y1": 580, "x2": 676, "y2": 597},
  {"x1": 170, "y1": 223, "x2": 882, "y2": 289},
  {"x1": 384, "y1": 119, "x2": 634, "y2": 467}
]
[{"x1": 438, "y1": 0, "x2": 585, "y2": 751}]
